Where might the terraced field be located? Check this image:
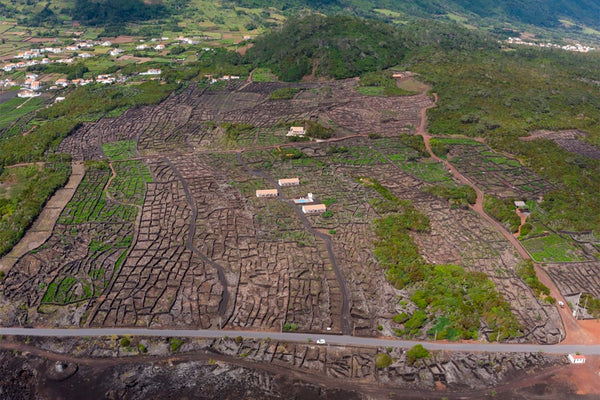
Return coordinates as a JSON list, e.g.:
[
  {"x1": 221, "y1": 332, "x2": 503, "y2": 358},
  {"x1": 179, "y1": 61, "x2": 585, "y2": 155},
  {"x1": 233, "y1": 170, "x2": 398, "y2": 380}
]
[{"x1": 0, "y1": 80, "x2": 572, "y2": 344}]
